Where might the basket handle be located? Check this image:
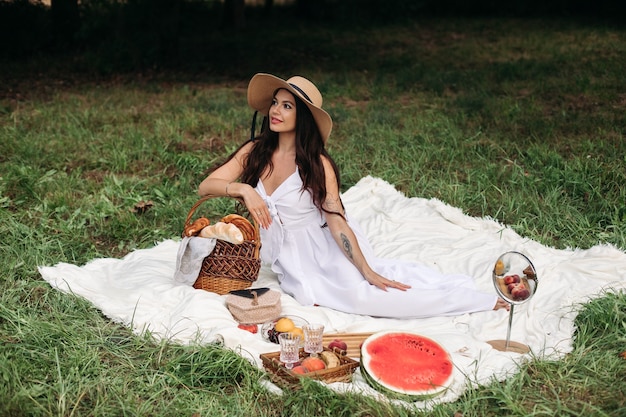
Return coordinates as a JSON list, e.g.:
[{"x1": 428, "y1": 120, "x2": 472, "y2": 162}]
[{"x1": 183, "y1": 194, "x2": 259, "y2": 241}]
